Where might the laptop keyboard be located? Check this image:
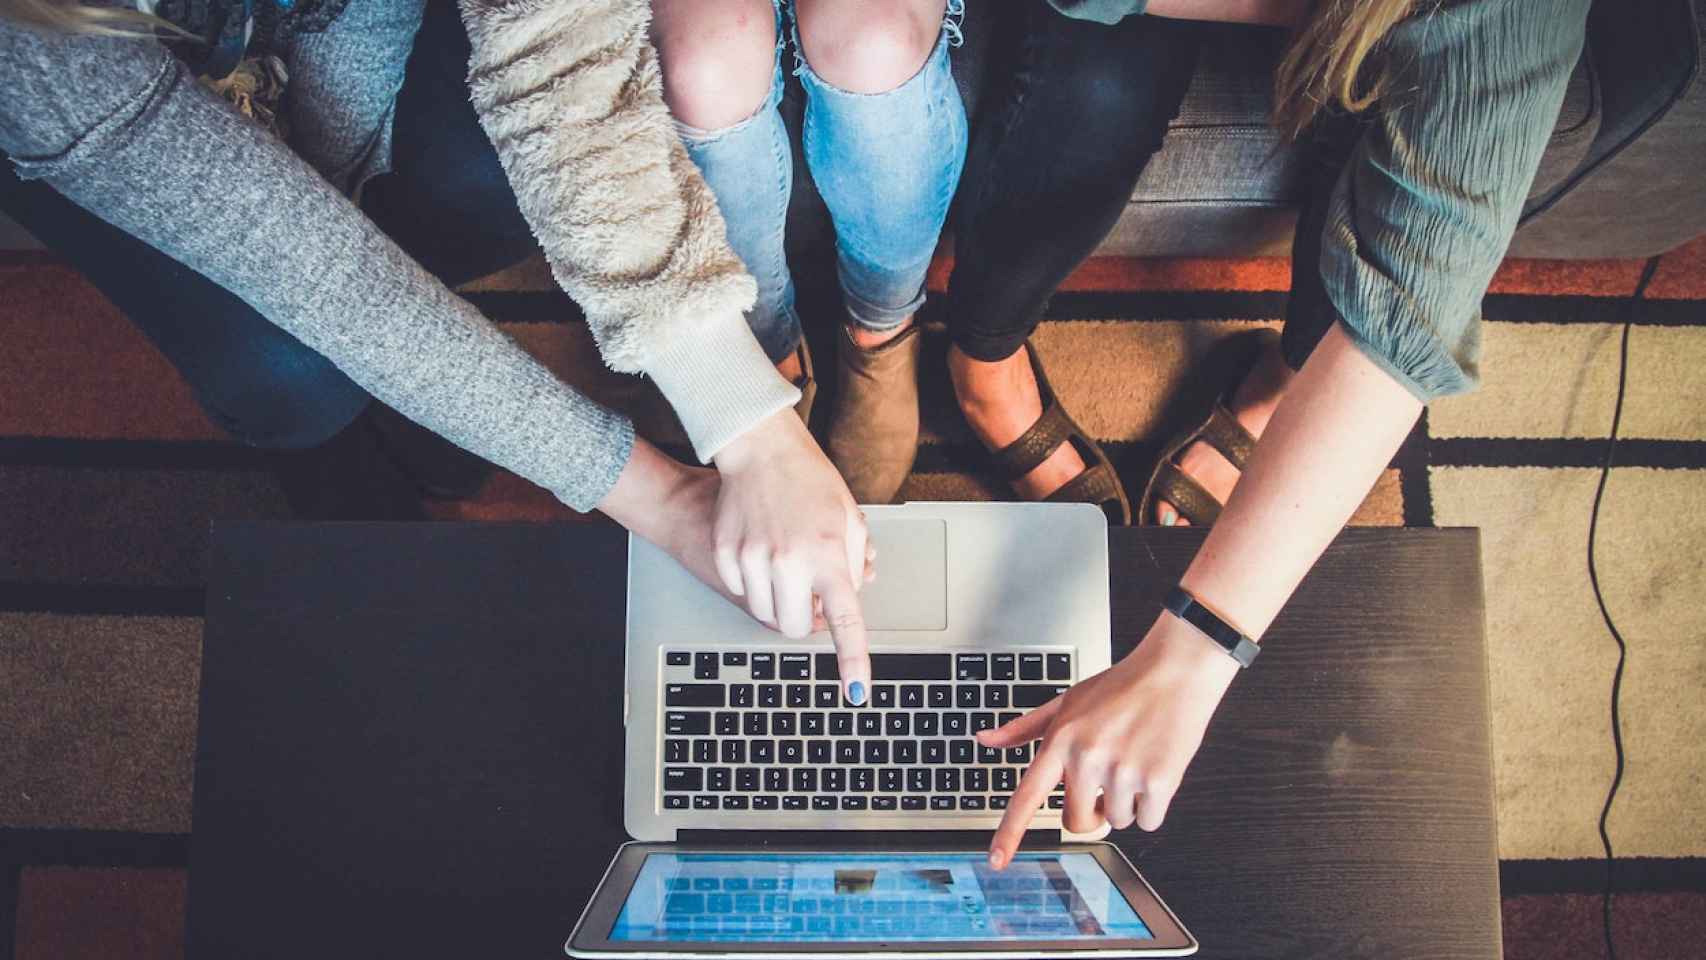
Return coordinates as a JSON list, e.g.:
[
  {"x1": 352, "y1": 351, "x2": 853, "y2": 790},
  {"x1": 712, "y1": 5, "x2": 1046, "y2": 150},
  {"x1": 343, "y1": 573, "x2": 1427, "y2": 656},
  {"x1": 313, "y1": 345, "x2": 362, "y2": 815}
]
[{"x1": 659, "y1": 651, "x2": 1071, "y2": 814}]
